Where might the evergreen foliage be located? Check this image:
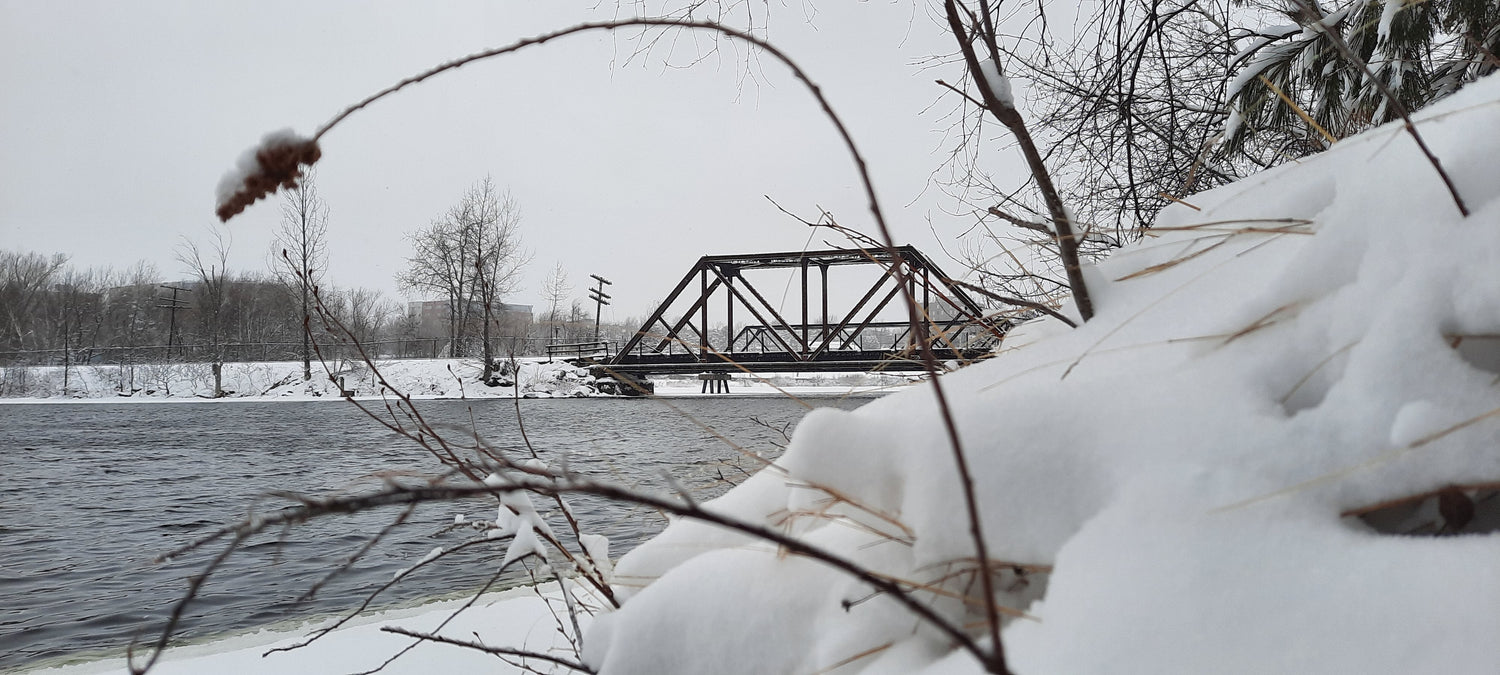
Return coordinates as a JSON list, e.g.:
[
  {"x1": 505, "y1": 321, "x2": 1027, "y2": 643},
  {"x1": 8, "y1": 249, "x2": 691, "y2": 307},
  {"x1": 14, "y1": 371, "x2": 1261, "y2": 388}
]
[{"x1": 1224, "y1": 0, "x2": 1500, "y2": 157}]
